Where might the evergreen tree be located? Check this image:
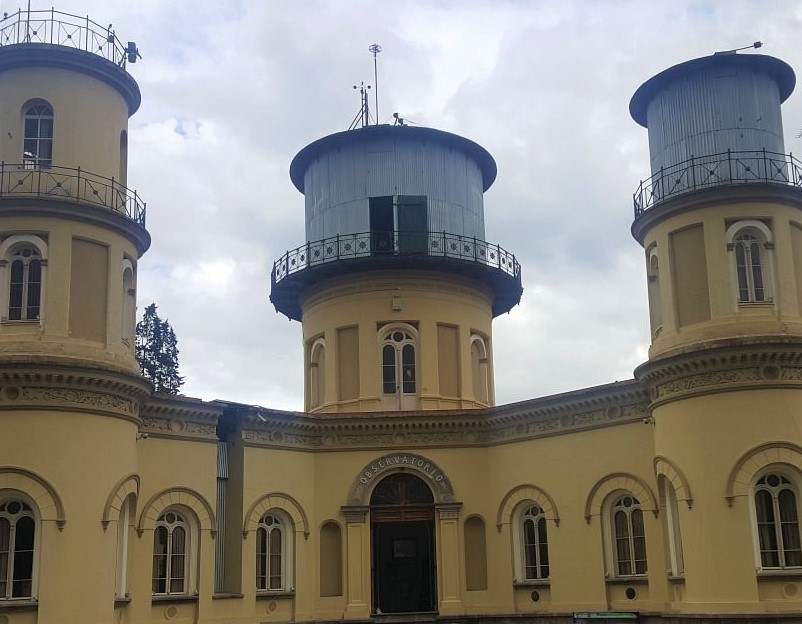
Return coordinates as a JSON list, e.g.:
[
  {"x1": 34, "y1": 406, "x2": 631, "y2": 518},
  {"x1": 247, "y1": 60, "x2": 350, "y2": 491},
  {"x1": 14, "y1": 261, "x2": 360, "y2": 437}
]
[{"x1": 136, "y1": 302, "x2": 184, "y2": 394}]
